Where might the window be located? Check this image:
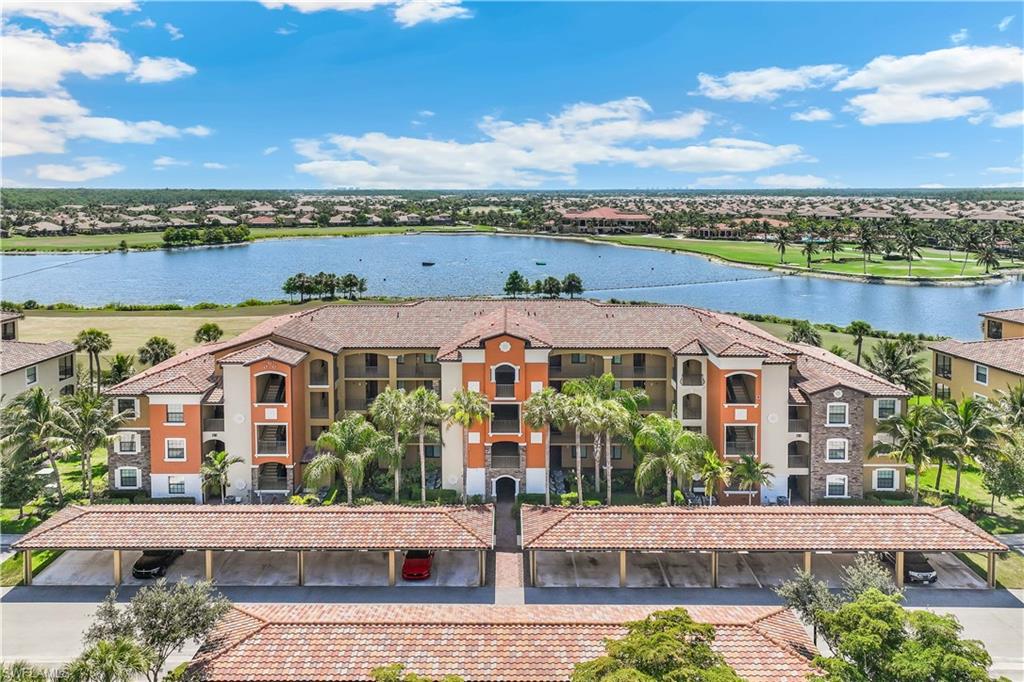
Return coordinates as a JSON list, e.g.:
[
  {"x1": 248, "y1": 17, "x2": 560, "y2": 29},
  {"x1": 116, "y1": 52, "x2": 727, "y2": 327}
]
[
  {"x1": 875, "y1": 399, "x2": 898, "y2": 420},
  {"x1": 571, "y1": 445, "x2": 590, "y2": 460},
  {"x1": 423, "y1": 353, "x2": 436, "y2": 363},
  {"x1": 826, "y1": 403, "x2": 848, "y2": 426},
  {"x1": 611, "y1": 355, "x2": 622, "y2": 365},
  {"x1": 974, "y1": 364, "x2": 989, "y2": 386},
  {"x1": 1, "y1": 321, "x2": 15, "y2": 340},
  {"x1": 934, "y1": 353, "x2": 952, "y2": 379},
  {"x1": 166, "y1": 404, "x2": 185, "y2": 423},
  {"x1": 365, "y1": 353, "x2": 378, "y2": 367},
  {"x1": 60, "y1": 384, "x2": 75, "y2": 396},
  {"x1": 118, "y1": 433, "x2": 138, "y2": 454},
  {"x1": 571, "y1": 353, "x2": 586, "y2": 364},
  {"x1": 168, "y1": 477, "x2": 186, "y2": 495},
  {"x1": 548, "y1": 355, "x2": 562, "y2": 370},
  {"x1": 724, "y1": 425, "x2": 756, "y2": 456},
  {"x1": 611, "y1": 445, "x2": 623, "y2": 461},
  {"x1": 825, "y1": 474, "x2": 848, "y2": 498},
  {"x1": 395, "y1": 354, "x2": 405, "y2": 364},
  {"x1": 986, "y1": 320, "x2": 1003, "y2": 339},
  {"x1": 58, "y1": 354, "x2": 74, "y2": 380},
  {"x1": 874, "y1": 469, "x2": 897, "y2": 491},
  {"x1": 165, "y1": 438, "x2": 186, "y2": 460},
  {"x1": 934, "y1": 383, "x2": 951, "y2": 400},
  {"x1": 25, "y1": 366, "x2": 37, "y2": 385},
  {"x1": 424, "y1": 444, "x2": 439, "y2": 459},
  {"x1": 116, "y1": 398, "x2": 138, "y2": 418},
  {"x1": 974, "y1": 392, "x2": 989, "y2": 402},
  {"x1": 117, "y1": 467, "x2": 140, "y2": 489},
  {"x1": 826, "y1": 438, "x2": 849, "y2": 461}
]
